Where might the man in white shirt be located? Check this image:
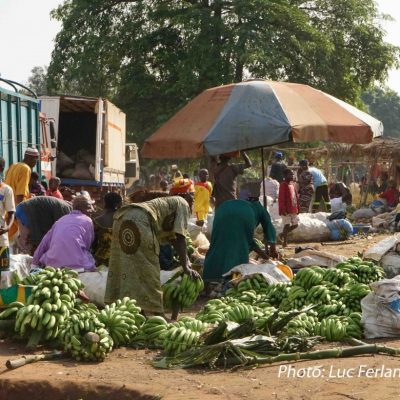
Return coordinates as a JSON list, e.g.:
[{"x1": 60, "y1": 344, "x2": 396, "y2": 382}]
[{"x1": 0, "y1": 157, "x2": 16, "y2": 271}]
